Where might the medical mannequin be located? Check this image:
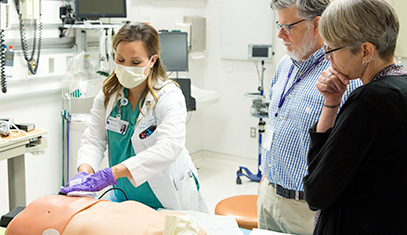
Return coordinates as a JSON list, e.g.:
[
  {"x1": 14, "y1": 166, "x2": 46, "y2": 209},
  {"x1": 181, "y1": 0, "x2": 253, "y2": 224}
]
[{"x1": 5, "y1": 195, "x2": 205, "y2": 235}]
